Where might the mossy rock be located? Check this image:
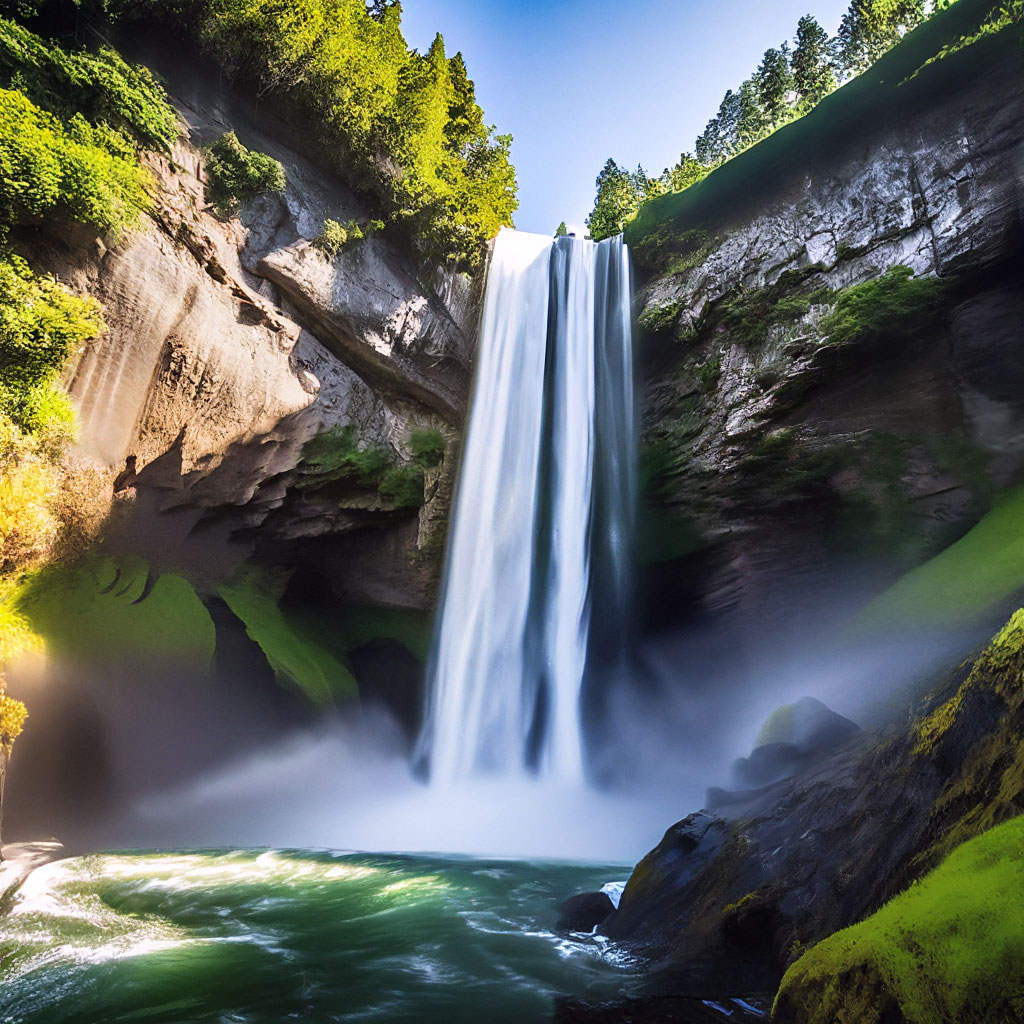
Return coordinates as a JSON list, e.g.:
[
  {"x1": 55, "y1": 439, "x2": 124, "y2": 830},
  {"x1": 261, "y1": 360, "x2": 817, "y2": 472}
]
[{"x1": 773, "y1": 814, "x2": 1024, "y2": 1024}]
